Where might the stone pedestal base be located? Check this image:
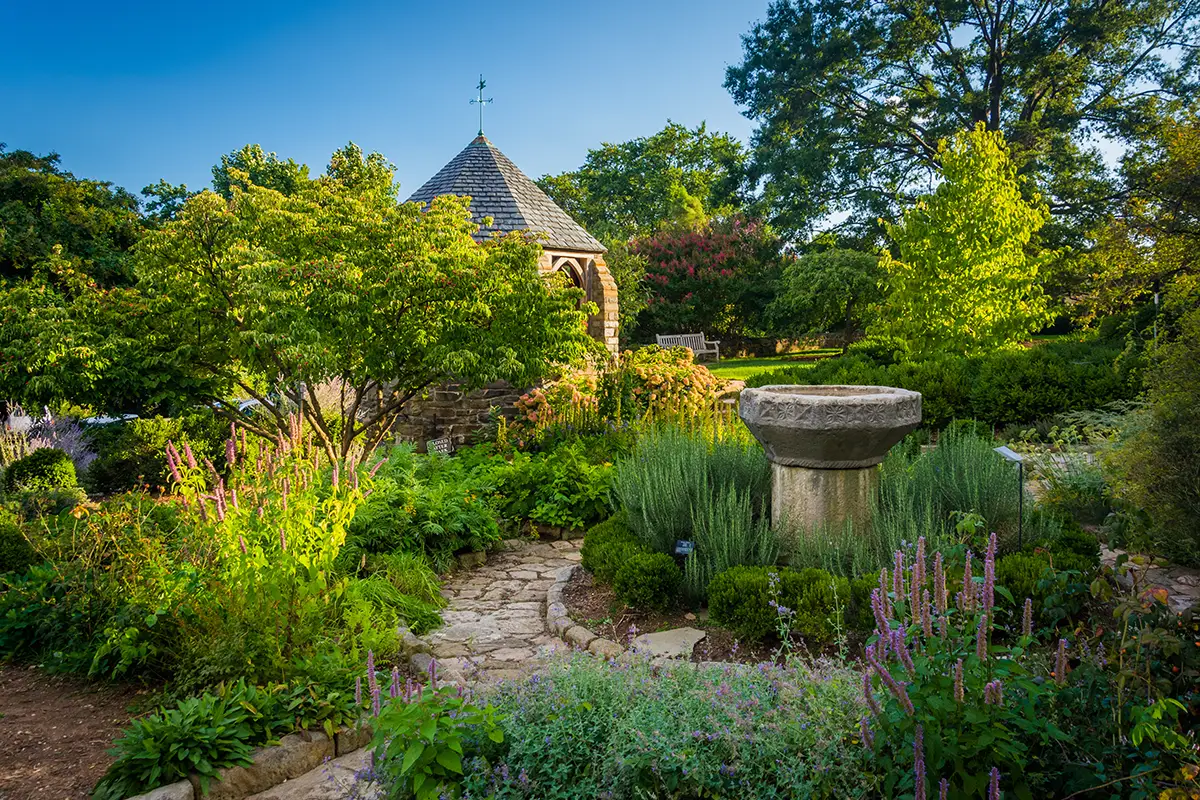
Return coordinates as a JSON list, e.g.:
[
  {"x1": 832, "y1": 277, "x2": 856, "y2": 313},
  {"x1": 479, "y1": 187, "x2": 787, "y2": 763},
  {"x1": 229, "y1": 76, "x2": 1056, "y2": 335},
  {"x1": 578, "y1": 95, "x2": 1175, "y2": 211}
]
[{"x1": 771, "y1": 463, "x2": 878, "y2": 536}]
